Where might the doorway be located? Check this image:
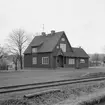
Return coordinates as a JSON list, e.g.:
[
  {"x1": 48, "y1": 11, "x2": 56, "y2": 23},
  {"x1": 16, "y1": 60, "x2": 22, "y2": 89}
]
[{"x1": 57, "y1": 55, "x2": 64, "y2": 67}]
